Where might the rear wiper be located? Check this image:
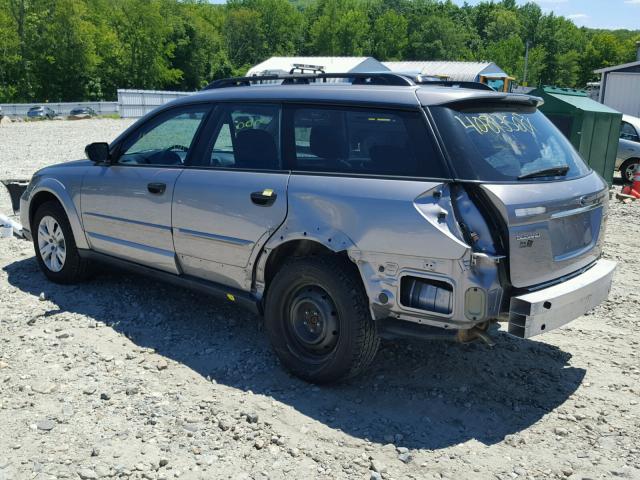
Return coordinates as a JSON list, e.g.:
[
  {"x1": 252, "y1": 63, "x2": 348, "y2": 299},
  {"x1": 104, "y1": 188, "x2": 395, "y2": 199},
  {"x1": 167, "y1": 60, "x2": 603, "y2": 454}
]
[{"x1": 518, "y1": 165, "x2": 570, "y2": 180}]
